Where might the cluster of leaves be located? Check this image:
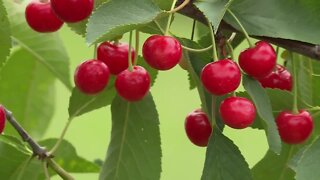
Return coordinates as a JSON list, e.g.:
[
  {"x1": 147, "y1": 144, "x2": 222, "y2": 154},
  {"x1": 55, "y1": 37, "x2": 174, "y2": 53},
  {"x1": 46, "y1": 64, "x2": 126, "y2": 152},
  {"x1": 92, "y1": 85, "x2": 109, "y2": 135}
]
[{"x1": 0, "y1": 0, "x2": 320, "y2": 179}]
